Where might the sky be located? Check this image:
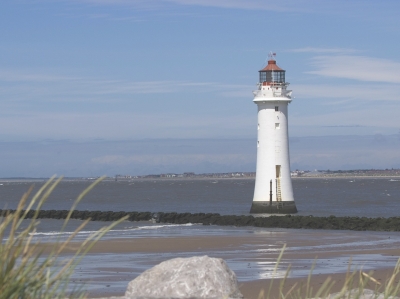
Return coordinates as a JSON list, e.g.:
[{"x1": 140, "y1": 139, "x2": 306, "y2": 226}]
[{"x1": 1, "y1": 0, "x2": 399, "y2": 177}]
